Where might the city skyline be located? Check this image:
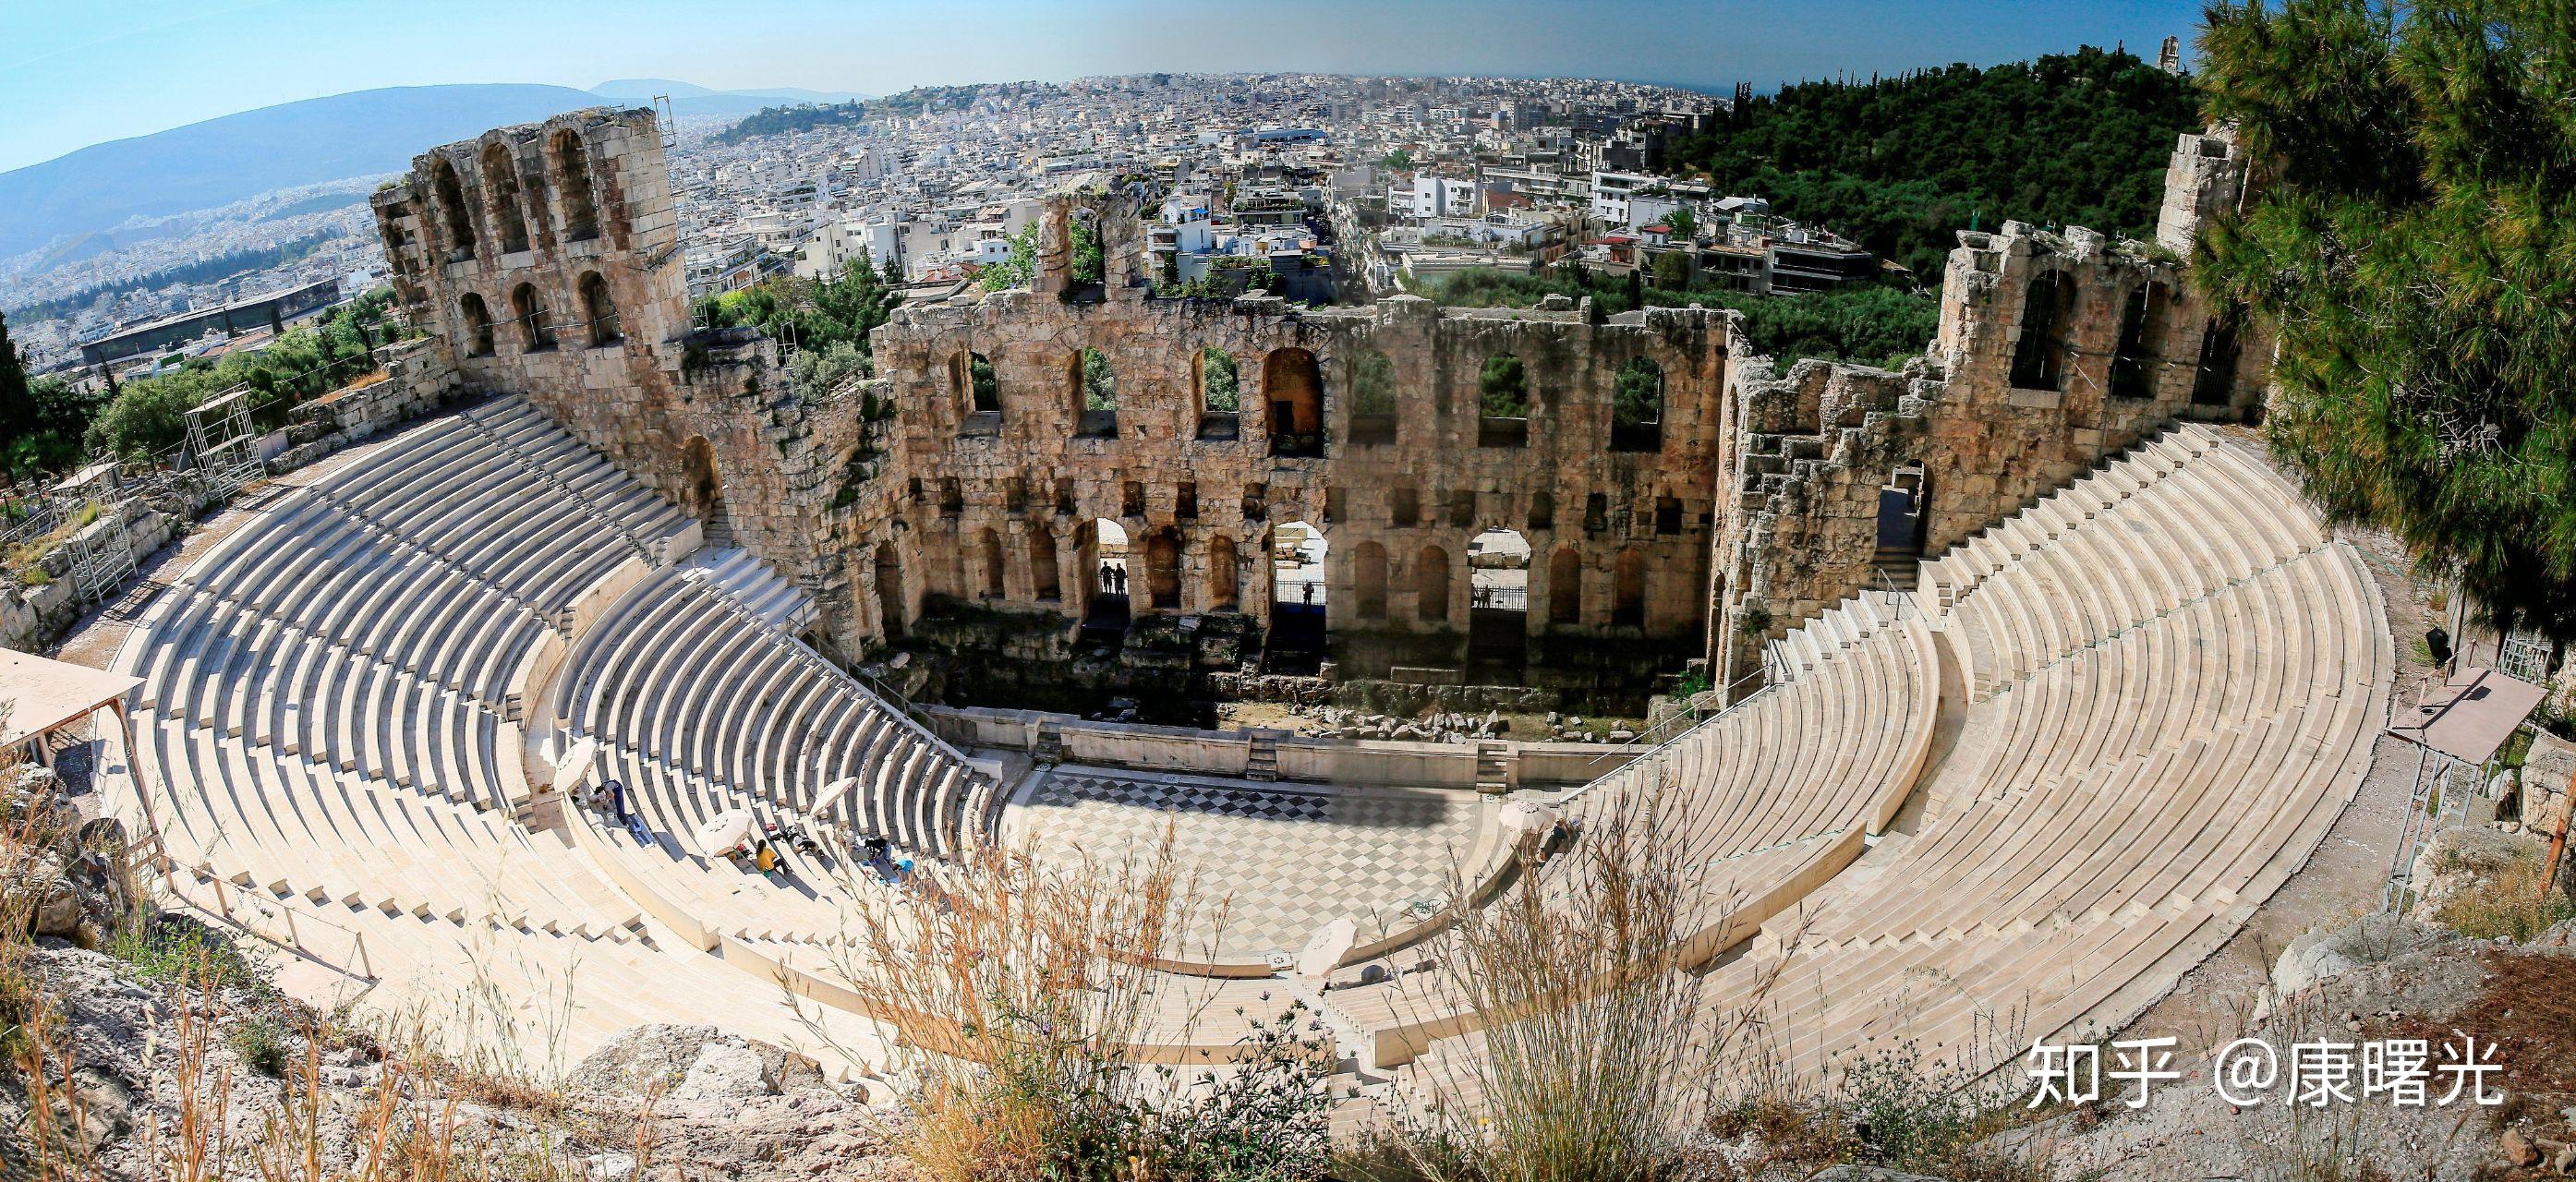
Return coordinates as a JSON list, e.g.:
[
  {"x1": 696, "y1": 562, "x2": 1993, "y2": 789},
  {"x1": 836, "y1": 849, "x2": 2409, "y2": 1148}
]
[{"x1": 0, "y1": 0, "x2": 2207, "y2": 174}]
